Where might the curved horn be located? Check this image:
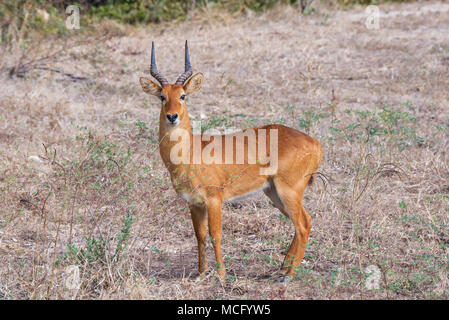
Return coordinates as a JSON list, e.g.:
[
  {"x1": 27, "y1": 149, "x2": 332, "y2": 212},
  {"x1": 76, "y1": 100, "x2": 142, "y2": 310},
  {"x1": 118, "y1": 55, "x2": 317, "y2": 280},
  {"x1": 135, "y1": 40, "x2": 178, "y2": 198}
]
[
  {"x1": 150, "y1": 41, "x2": 169, "y2": 86},
  {"x1": 175, "y1": 40, "x2": 193, "y2": 85}
]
